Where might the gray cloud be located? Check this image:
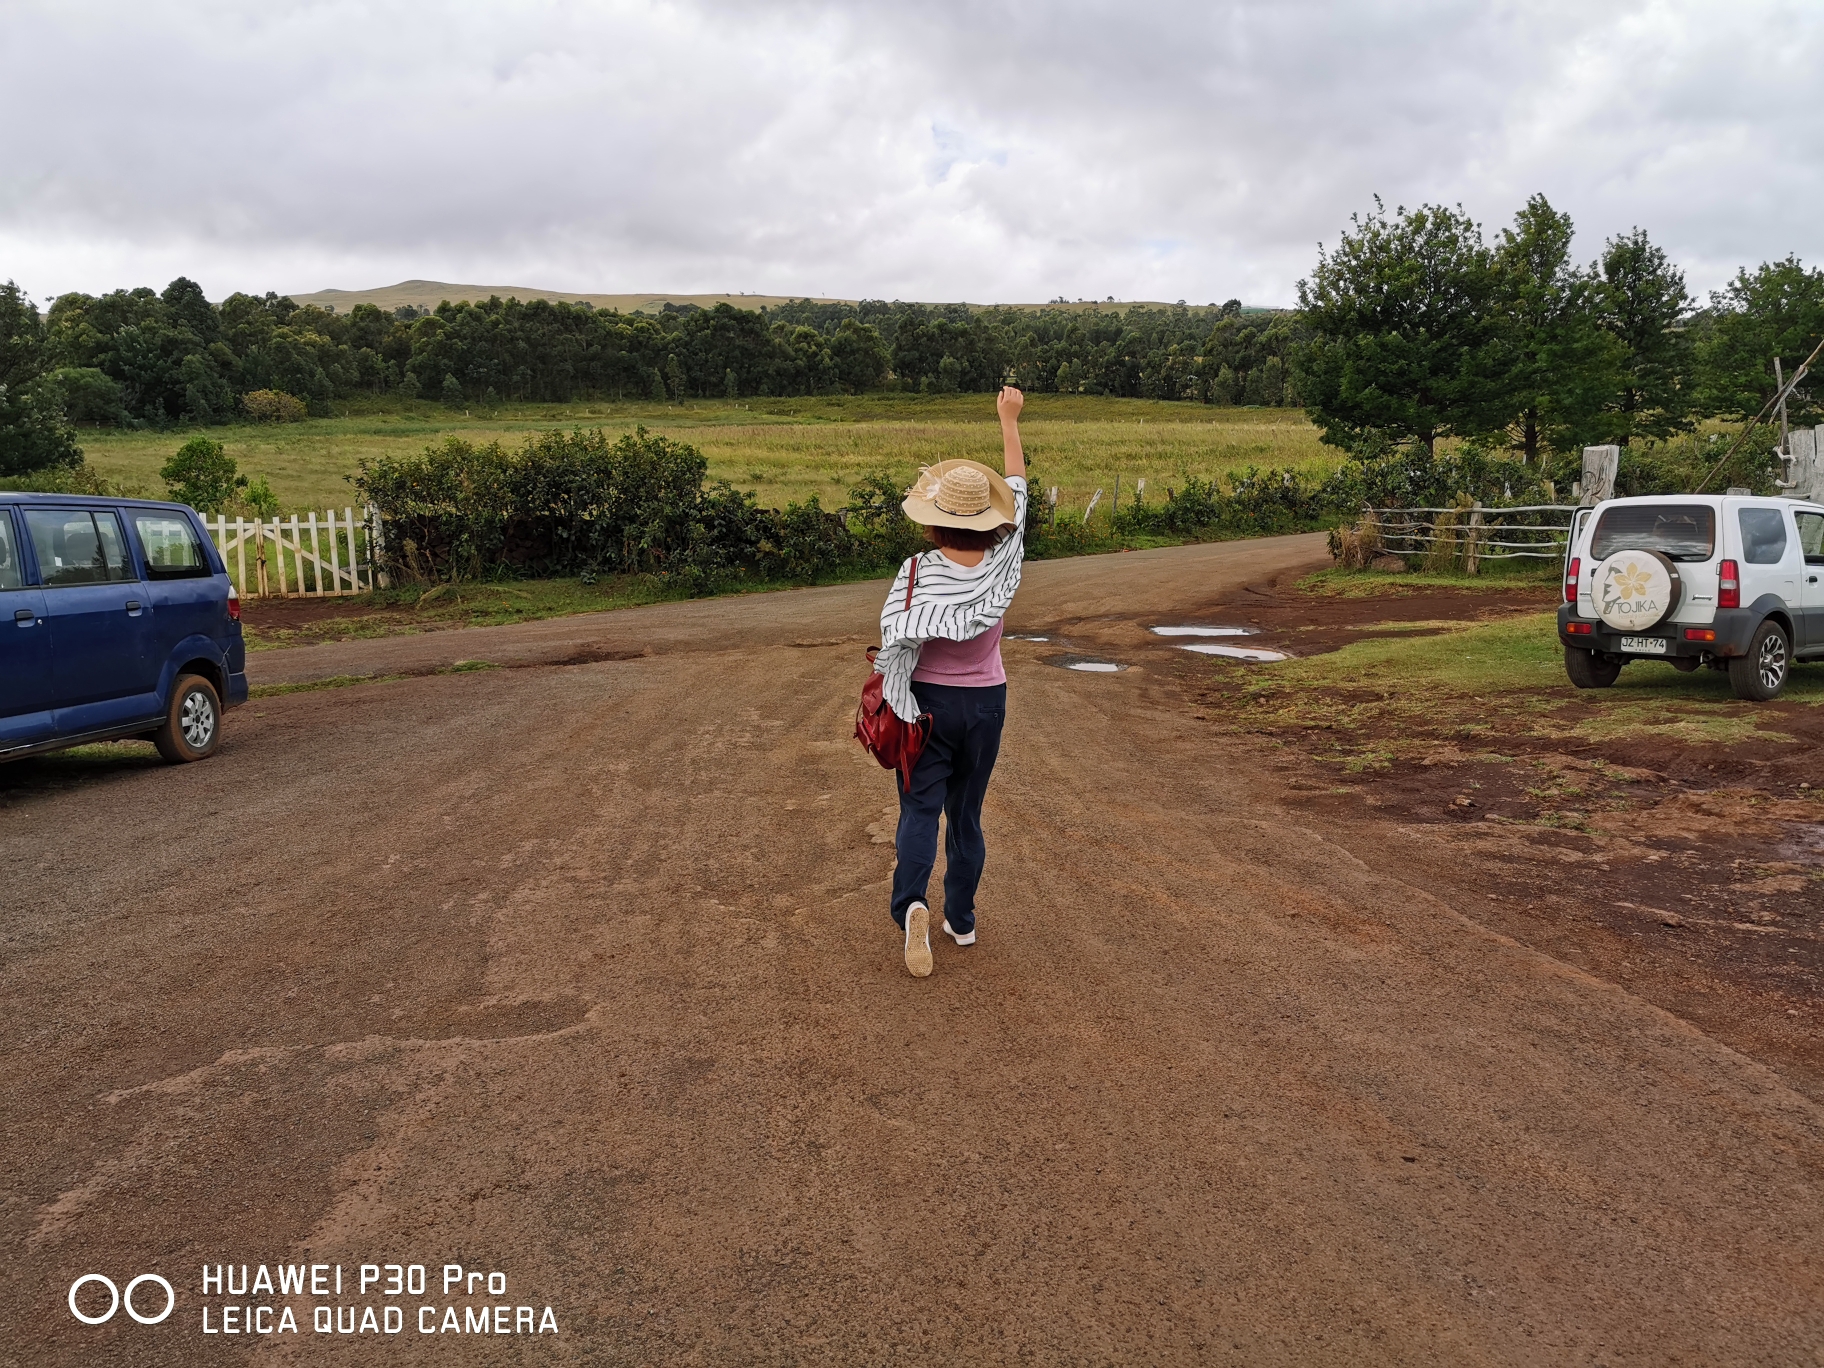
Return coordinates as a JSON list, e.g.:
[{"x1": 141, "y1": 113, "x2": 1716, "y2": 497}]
[{"x1": 2, "y1": 0, "x2": 1820, "y2": 305}]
